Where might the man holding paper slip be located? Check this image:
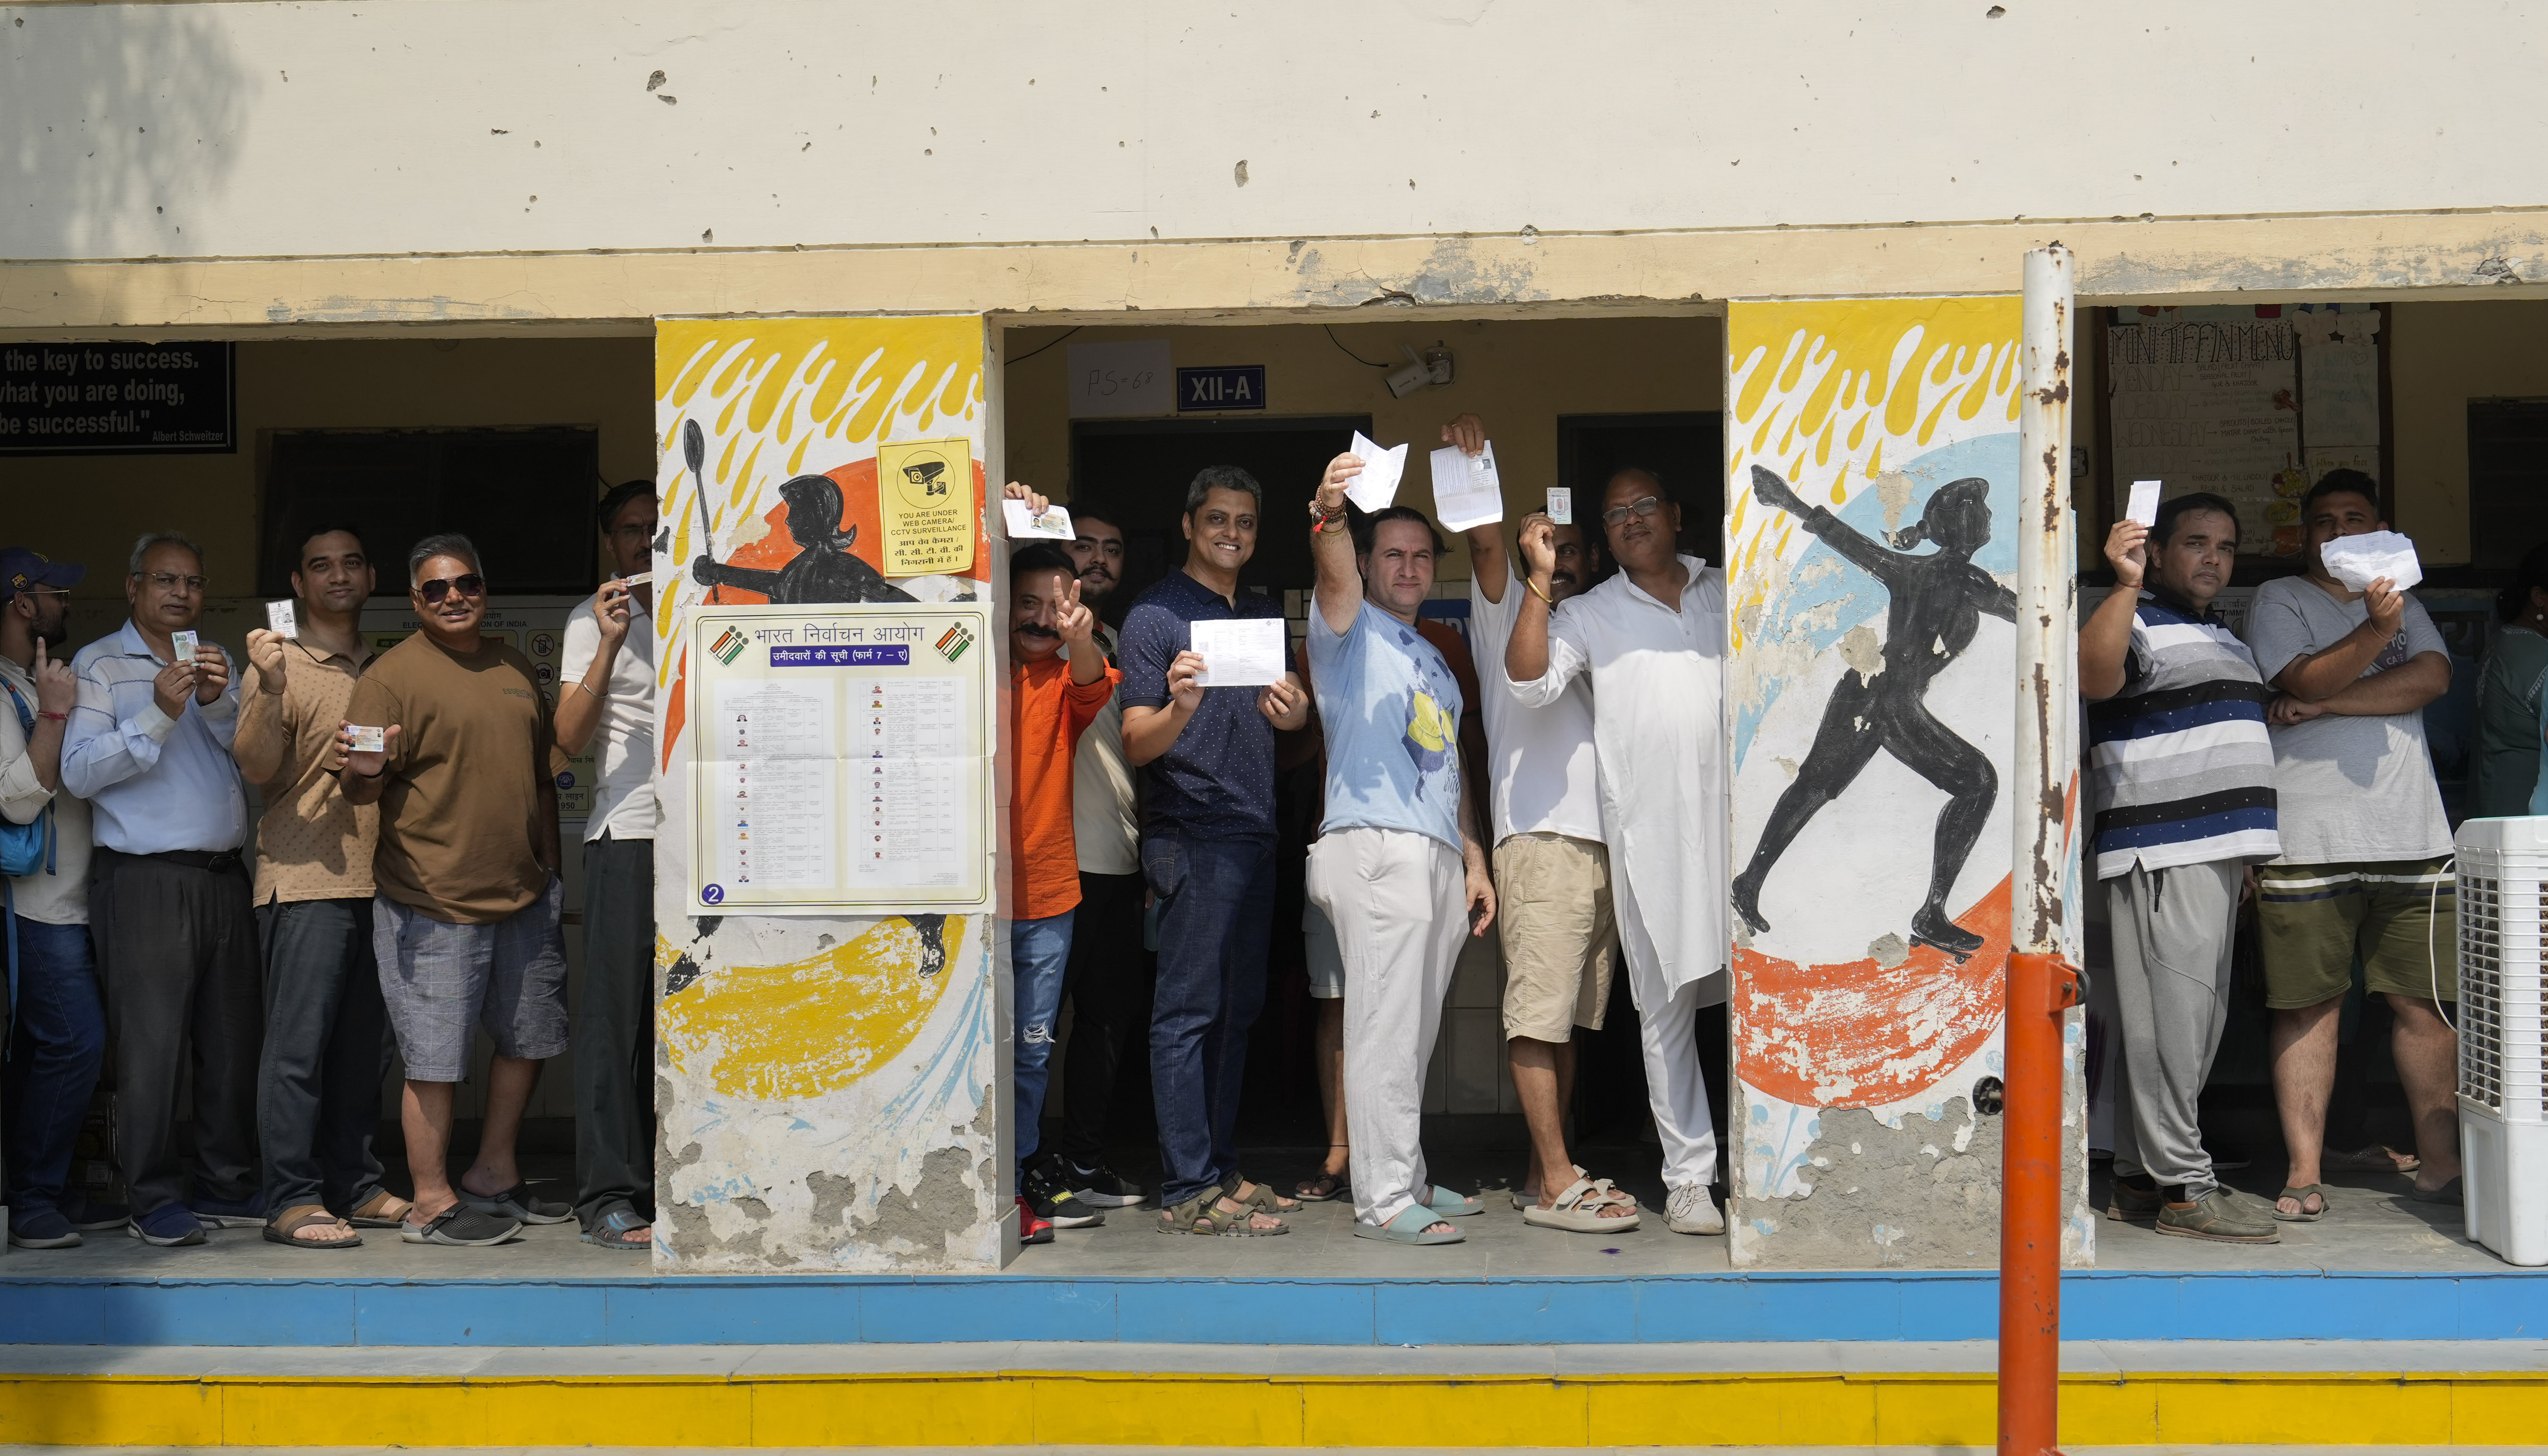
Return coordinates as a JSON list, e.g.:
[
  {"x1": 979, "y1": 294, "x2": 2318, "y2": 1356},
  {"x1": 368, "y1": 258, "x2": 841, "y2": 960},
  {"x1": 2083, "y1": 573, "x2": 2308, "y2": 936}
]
[
  {"x1": 1118, "y1": 466, "x2": 1312, "y2": 1236},
  {"x1": 1302, "y1": 448, "x2": 1495, "y2": 1246}
]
